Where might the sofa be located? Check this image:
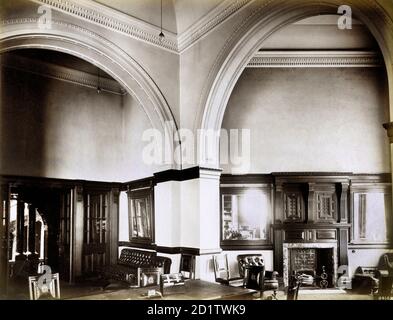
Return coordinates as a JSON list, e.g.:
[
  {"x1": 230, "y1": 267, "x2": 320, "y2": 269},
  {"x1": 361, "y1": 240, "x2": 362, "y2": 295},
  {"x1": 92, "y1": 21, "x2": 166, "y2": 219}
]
[{"x1": 102, "y1": 248, "x2": 172, "y2": 286}]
